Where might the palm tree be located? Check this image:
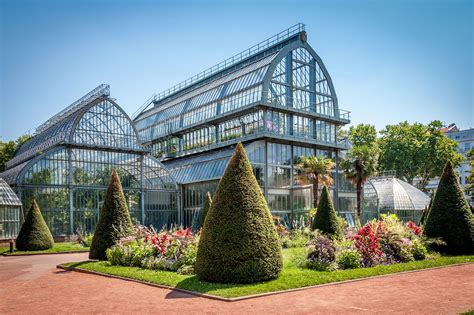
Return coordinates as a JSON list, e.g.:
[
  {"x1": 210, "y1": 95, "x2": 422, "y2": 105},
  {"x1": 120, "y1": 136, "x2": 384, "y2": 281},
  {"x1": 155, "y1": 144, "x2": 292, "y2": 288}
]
[
  {"x1": 296, "y1": 156, "x2": 335, "y2": 208},
  {"x1": 340, "y1": 145, "x2": 379, "y2": 221}
]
